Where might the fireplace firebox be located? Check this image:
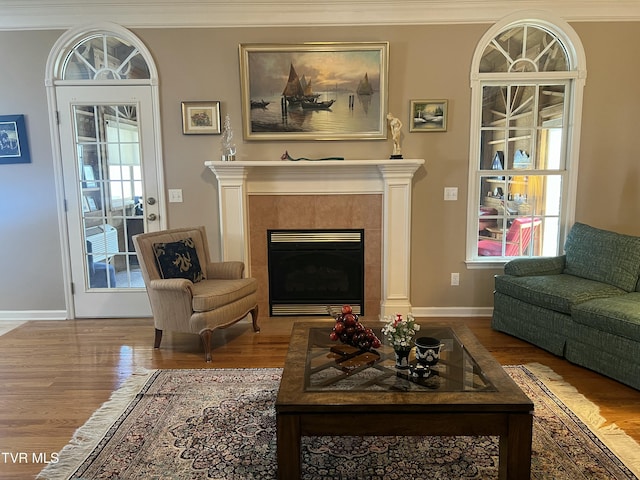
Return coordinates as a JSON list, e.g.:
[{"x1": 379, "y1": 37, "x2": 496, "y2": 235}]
[{"x1": 267, "y1": 229, "x2": 364, "y2": 316}]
